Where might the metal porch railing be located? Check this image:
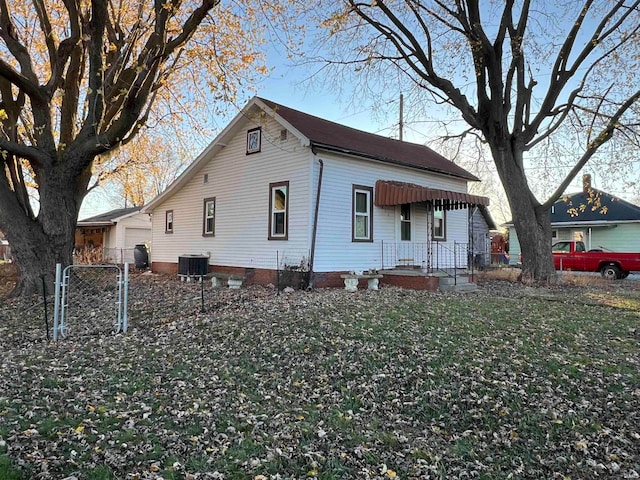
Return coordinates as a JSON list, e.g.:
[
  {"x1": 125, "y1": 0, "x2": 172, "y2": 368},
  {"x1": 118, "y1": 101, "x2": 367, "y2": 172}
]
[{"x1": 380, "y1": 241, "x2": 474, "y2": 284}]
